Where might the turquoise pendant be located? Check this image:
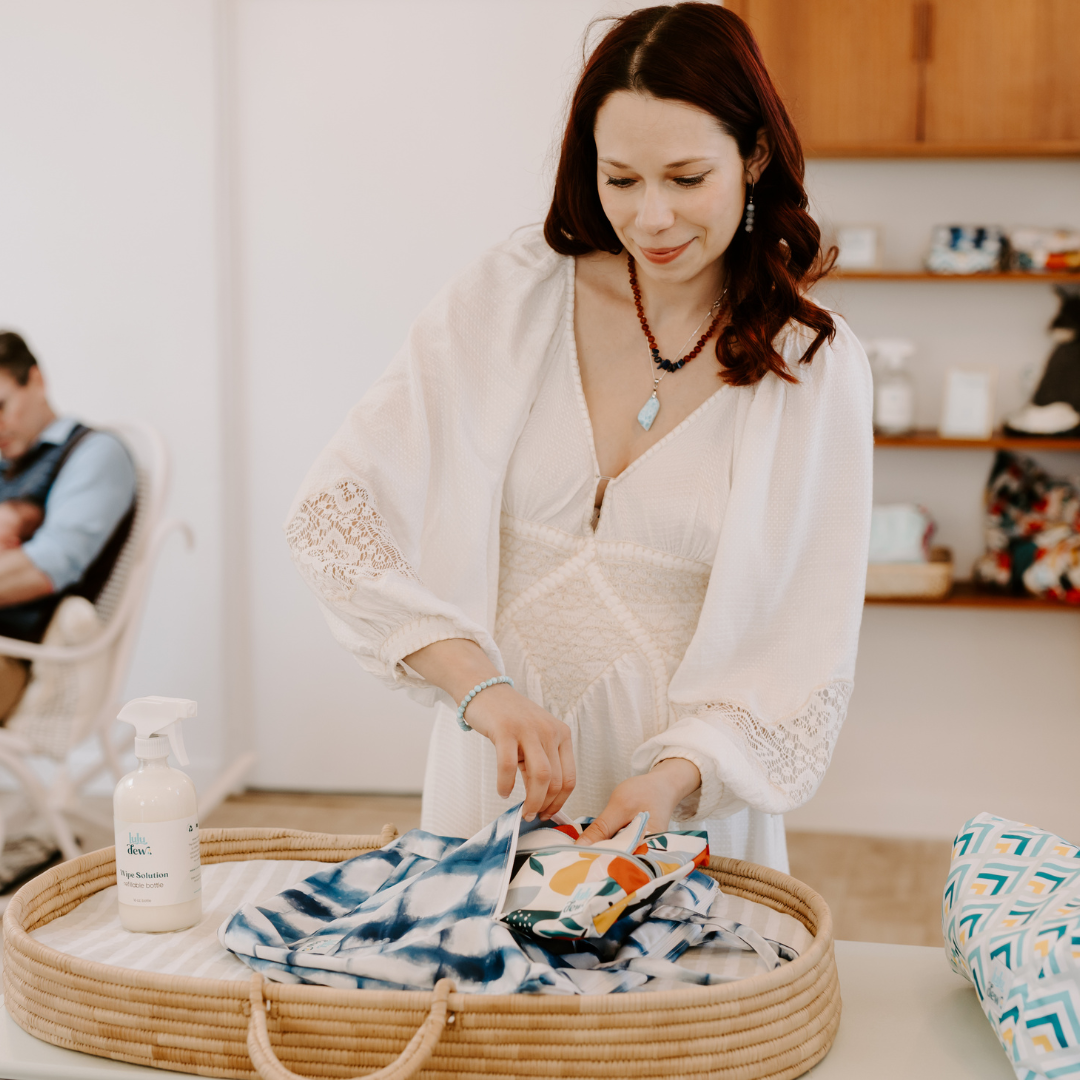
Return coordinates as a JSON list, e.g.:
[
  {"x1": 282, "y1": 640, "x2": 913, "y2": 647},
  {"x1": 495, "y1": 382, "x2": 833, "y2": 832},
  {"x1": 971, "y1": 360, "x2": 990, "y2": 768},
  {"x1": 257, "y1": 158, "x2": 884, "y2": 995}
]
[{"x1": 637, "y1": 392, "x2": 660, "y2": 431}]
